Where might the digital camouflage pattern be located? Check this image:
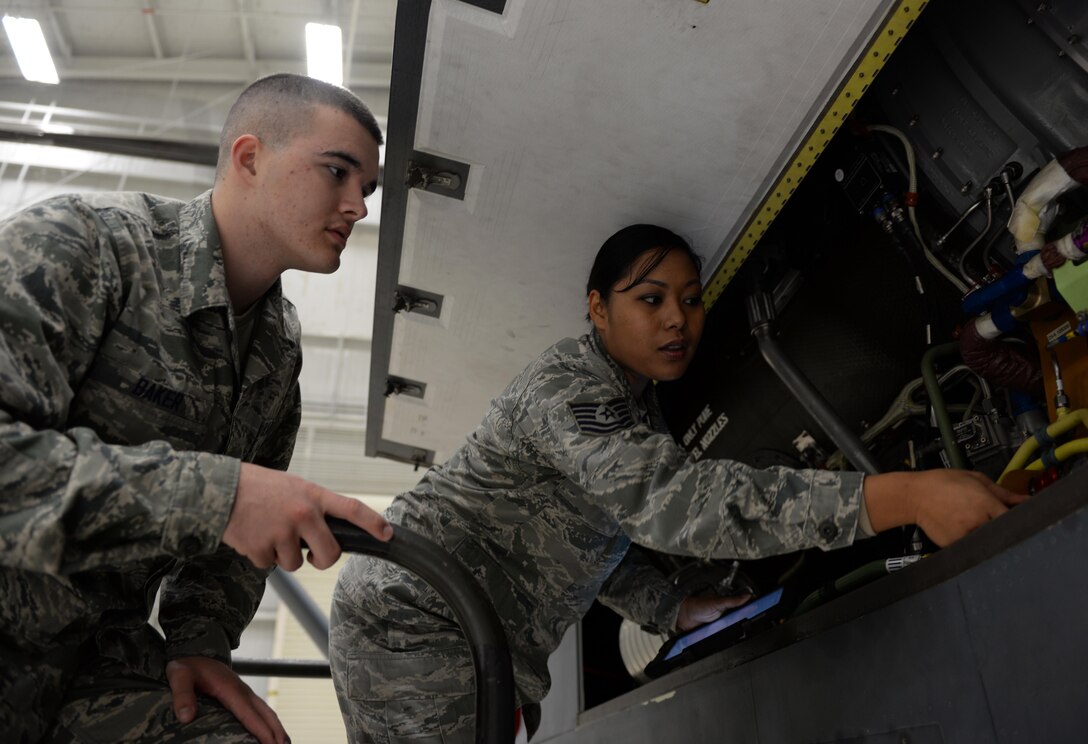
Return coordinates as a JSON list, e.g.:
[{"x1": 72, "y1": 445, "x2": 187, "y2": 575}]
[
  {"x1": 45, "y1": 685, "x2": 259, "y2": 744},
  {"x1": 0, "y1": 191, "x2": 303, "y2": 742},
  {"x1": 331, "y1": 331, "x2": 865, "y2": 742}
]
